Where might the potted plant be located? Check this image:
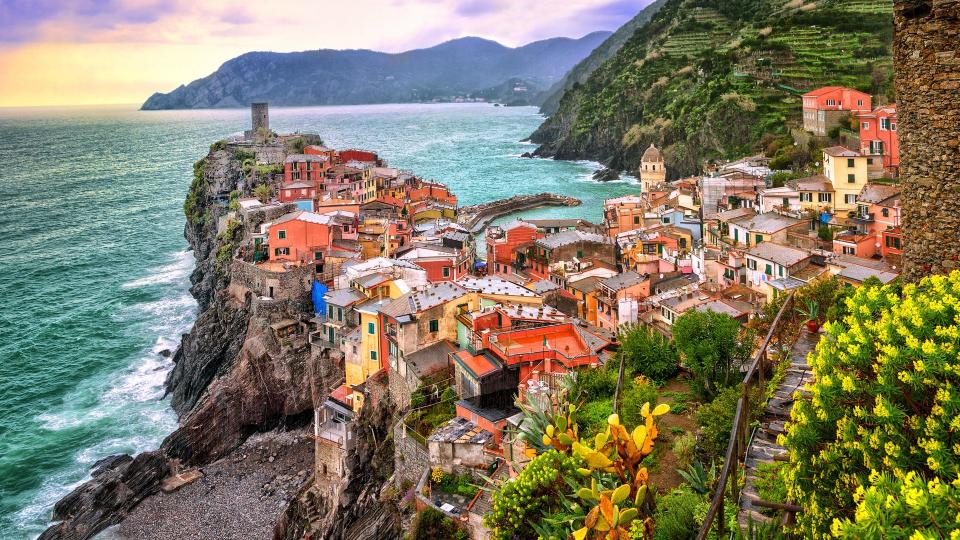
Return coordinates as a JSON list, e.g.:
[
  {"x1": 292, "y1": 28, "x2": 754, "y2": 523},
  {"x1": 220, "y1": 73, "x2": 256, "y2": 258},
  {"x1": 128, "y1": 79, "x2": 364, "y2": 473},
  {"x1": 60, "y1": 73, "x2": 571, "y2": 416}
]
[{"x1": 797, "y1": 299, "x2": 821, "y2": 333}]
